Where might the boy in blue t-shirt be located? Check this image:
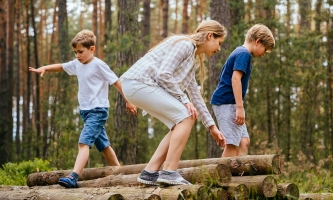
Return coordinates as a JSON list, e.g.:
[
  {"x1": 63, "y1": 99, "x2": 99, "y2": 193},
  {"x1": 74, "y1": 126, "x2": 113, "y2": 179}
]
[{"x1": 210, "y1": 24, "x2": 275, "y2": 157}]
